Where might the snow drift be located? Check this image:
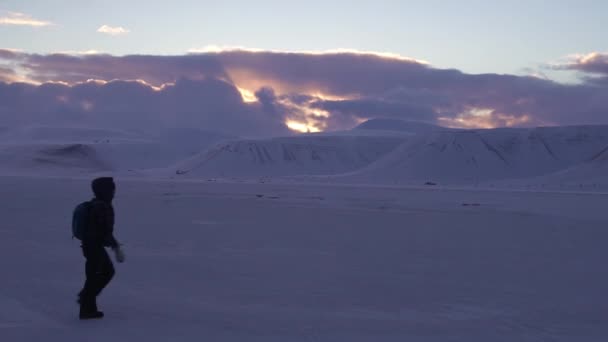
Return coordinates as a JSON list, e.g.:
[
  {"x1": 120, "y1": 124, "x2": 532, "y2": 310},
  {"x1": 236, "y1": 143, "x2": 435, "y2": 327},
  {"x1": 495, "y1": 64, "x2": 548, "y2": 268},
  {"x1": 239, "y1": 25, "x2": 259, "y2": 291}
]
[
  {"x1": 0, "y1": 143, "x2": 109, "y2": 176},
  {"x1": 0, "y1": 126, "x2": 232, "y2": 176}
]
